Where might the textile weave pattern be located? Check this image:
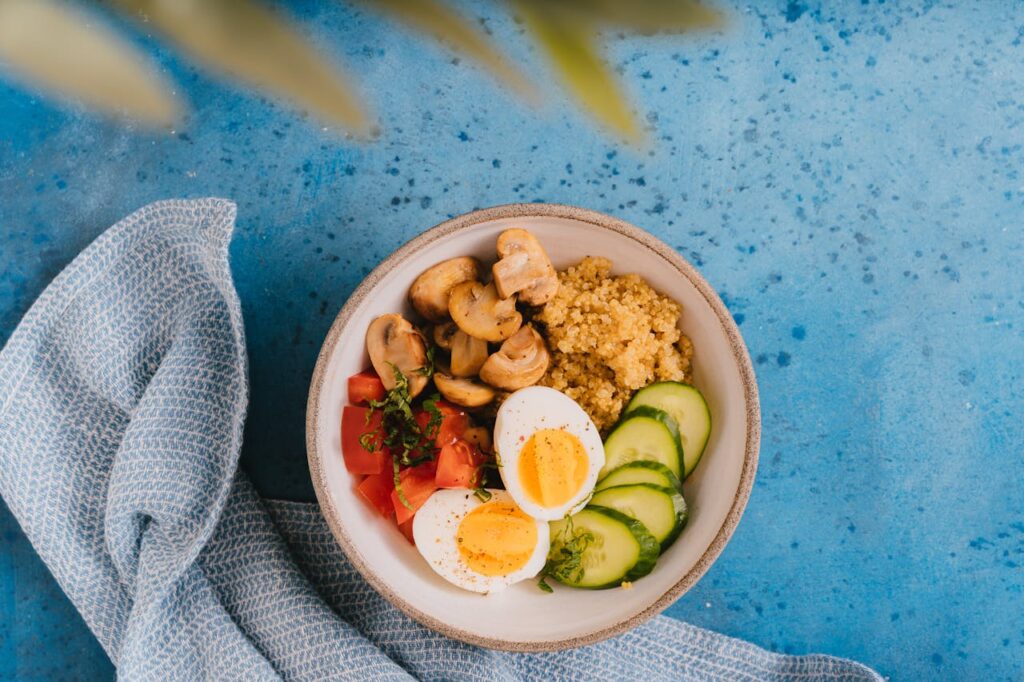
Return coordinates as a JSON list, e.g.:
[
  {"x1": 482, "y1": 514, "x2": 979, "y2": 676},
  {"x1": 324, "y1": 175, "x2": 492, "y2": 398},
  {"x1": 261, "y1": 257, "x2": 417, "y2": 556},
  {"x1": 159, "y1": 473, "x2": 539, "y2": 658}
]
[{"x1": 0, "y1": 199, "x2": 882, "y2": 681}]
